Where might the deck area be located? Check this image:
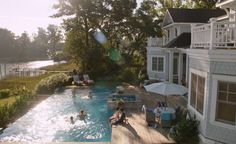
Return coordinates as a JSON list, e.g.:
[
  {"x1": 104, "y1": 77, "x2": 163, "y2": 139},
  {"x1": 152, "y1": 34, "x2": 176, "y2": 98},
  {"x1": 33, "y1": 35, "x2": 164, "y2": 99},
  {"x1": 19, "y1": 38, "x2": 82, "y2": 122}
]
[{"x1": 111, "y1": 85, "x2": 187, "y2": 144}]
